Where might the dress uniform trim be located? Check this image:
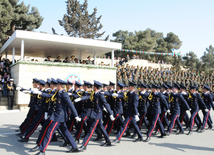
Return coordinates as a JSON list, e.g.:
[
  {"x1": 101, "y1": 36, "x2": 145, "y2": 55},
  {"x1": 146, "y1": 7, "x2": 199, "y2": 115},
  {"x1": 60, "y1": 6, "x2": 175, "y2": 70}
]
[
  {"x1": 105, "y1": 118, "x2": 110, "y2": 129},
  {"x1": 69, "y1": 118, "x2": 76, "y2": 132},
  {"x1": 26, "y1": 114, "x2": 44, "y2": 138},
  {"x1": 77, "y1": 116, "x2": 88, "y2": 139},
  {"x1": 203, "y1": 111, "x2": 210, "y2": 129},
  {"x1": 139, "y1": 113, "x2": 146, "y2": 128},
  {"x1": 43, "y1": 122, "x2": 58, "y2": 152},
  {"x1": 22, "y1": 110, "x2": 37, "y2": 132},
  {"x1": 108, "y1": 113, "x2": 119, "y2": 135},
  {"x1": 190, "y1": 111, "x2": 198, "y2": 130},
  {"x1": 84, "y1": 119, "x2": 99, "y2": 146},
  {"x1": 169, "y1": 114, "x2": 179, "y2": 133},
  {"x1": 118, "y1": 117, "x2": 133, "y2": 140},
  {"x1": 148, "y1": 114, "x2": 159, "y2": 137},
  {"x1": 39, "y1": 120, "x2": 53, "y2": 145}
]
